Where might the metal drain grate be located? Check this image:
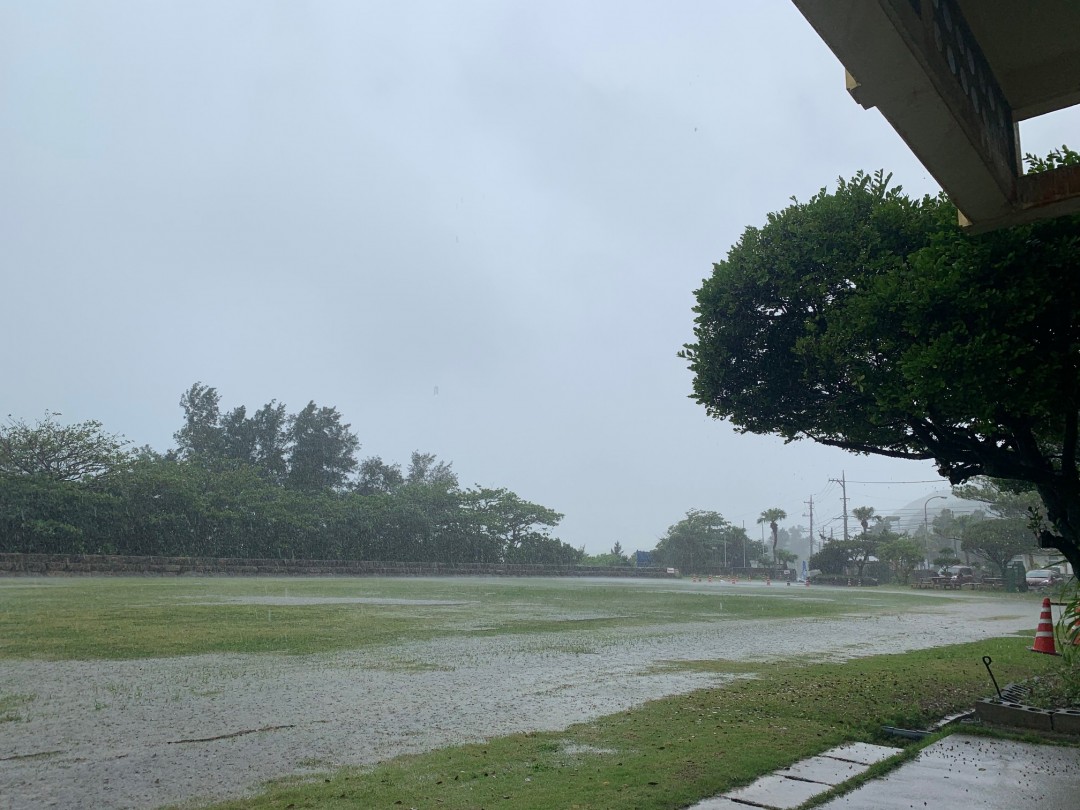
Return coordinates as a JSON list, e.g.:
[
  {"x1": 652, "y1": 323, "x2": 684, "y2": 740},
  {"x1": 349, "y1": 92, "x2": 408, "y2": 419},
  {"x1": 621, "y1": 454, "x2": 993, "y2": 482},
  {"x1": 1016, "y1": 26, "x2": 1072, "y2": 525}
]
[{"x1": 1000, "y1": 682, "x2": 1030, "y2": 702}]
